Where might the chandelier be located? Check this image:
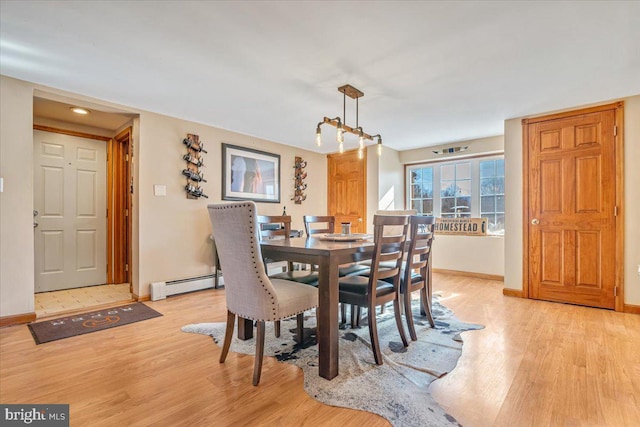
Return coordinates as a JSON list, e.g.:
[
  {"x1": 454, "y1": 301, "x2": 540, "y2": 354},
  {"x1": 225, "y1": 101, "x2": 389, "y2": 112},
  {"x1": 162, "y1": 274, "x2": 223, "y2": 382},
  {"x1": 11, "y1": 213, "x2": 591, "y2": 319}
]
[{"x1": 315, "y1": 84, "x2": 382, "y2": 159}]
